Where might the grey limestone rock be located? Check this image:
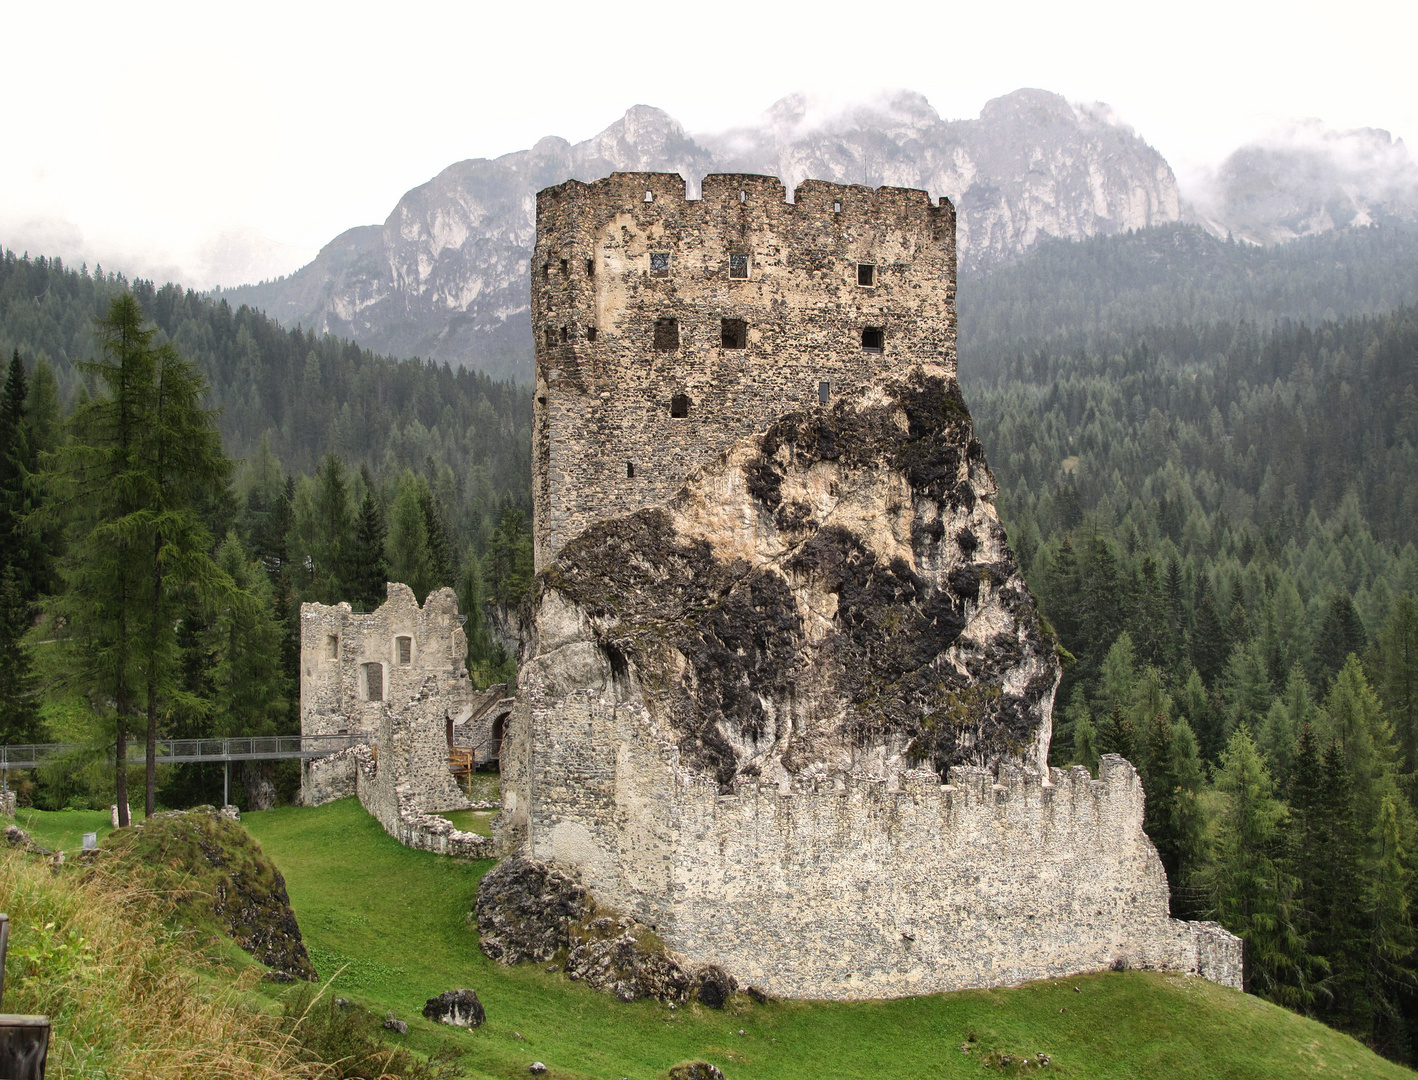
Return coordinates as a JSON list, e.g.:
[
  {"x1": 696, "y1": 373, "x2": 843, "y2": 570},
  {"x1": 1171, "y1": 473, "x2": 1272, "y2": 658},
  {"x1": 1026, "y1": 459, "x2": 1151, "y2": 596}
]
[
  {"x1": 382, "y1": 1013, "x2": 408, "y2": 1035},
  {"x1": 476, "y1": 856, "x2": 591, "y2": 964},
  {"x1": 422, "y1": 989, "x2": 485, "y2": 1028}
]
